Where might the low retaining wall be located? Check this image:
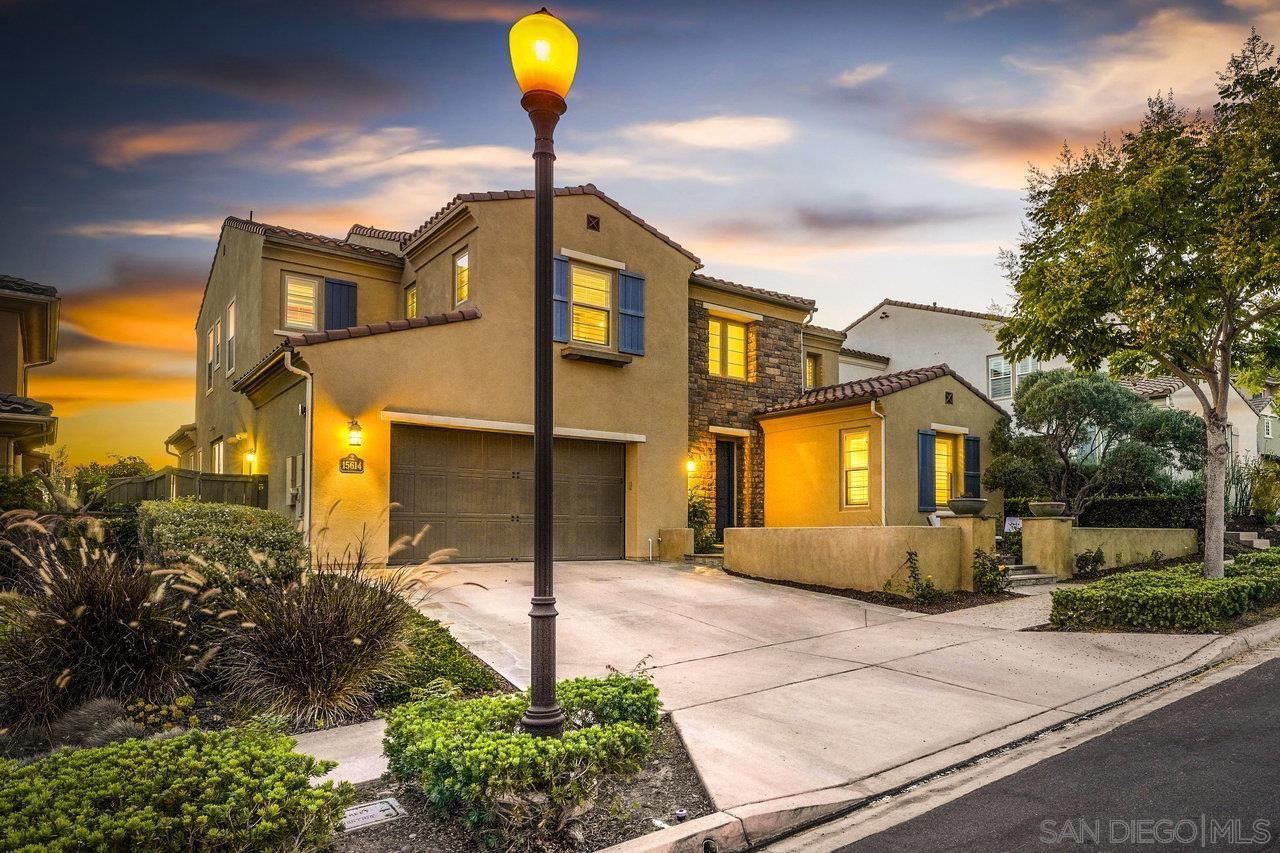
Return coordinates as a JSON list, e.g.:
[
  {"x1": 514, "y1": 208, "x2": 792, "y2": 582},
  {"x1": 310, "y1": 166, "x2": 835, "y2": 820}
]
[
  {"x1": 1072, "y1": 526, "x2": 1198, "y2": 569},
  {"x1": 723, "y1": 525, "x2": 967, "y2": 592}
]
